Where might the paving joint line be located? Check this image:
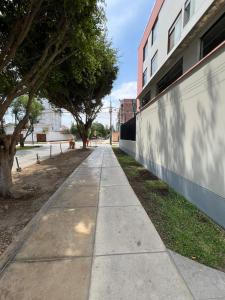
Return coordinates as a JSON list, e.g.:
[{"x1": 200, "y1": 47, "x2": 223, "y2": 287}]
[
  {"x1": 86, "y1": 148, "x2": 104, "y2": 300},
  {"x1": 100, "y1": 184, "x2": 130, "y2": 187},
  {"x1": 13, "y1": 255, "x2": 92, "y2": 263},
  {"x1": 167, "y1": 246, "x2": 196, "y2": 299},
  {"x1": 94, "y1": 250, "x2": 168, "y2": 258},
  {"x1": 98, "y1": 204, "x2": 142, "y2": 209},
  {"x1": 200, "y1": 296, "x2": 225, "y2": 300},
  {"x1": 99, "y1": 204, "x2": 140, "y2": 208},
  {"x1": 48, "y1": 205, "x2": 97, "y2": 210}
]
